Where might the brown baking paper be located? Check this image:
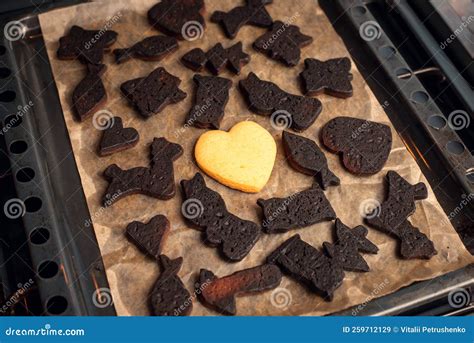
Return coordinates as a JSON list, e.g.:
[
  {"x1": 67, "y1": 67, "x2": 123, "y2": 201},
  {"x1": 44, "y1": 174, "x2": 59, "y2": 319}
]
[{"x1": 39, "y1": 0, "x2": 473, "y2": 316}]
